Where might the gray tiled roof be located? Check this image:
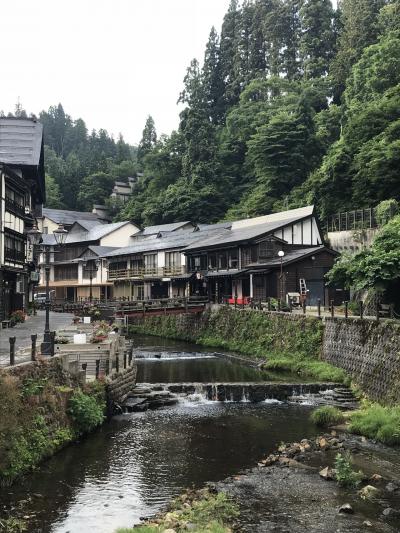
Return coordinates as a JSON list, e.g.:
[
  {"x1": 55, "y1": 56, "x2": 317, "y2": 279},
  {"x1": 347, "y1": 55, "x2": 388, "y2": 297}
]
[
  {"x1": 41, "y1": 221, "x2": 134, "y2": 245},
  {"x1": 185, "y1": 215, "x2": 308, "y2": 251},
  {"x1": 0, "y1": 118, "x2": 43, "y2": 166},
  {"x1": 103, "y1": 227, "x2": 229, "y2": 258},
  {"x1": 42, "y1": 208, "x2": 103, "y2": 226},
  {"x1": 139, "y1": 221, "x2": 193, "y2": 236}
]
